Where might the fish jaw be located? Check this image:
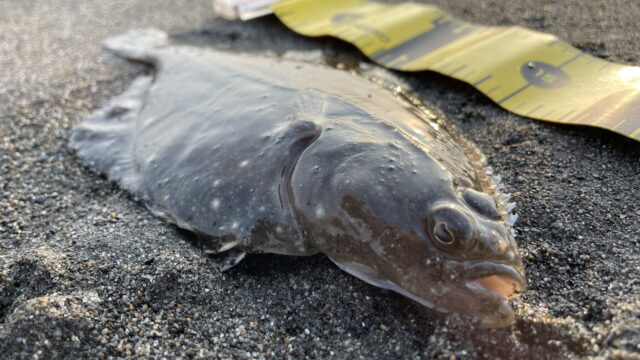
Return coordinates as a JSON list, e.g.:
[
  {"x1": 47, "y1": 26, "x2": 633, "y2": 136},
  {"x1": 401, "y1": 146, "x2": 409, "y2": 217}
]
[
  {"x1": 330, "y1": 256, "x2": 526, "y2": 328},
  {"x1": 442, "y1": 259, "x2": 526, "y2": 327}
]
